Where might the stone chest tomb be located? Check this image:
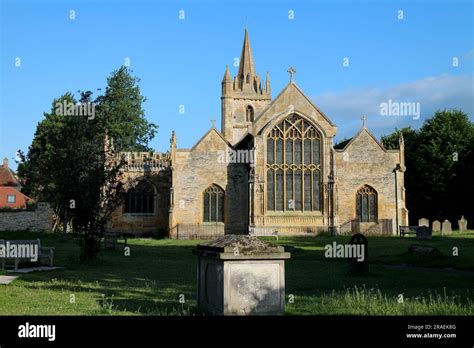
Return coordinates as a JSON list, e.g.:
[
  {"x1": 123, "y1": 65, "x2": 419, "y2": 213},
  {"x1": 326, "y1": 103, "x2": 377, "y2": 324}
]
[{"x1": 192, "y1": 235, "x2": 290, "y2": 315}]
